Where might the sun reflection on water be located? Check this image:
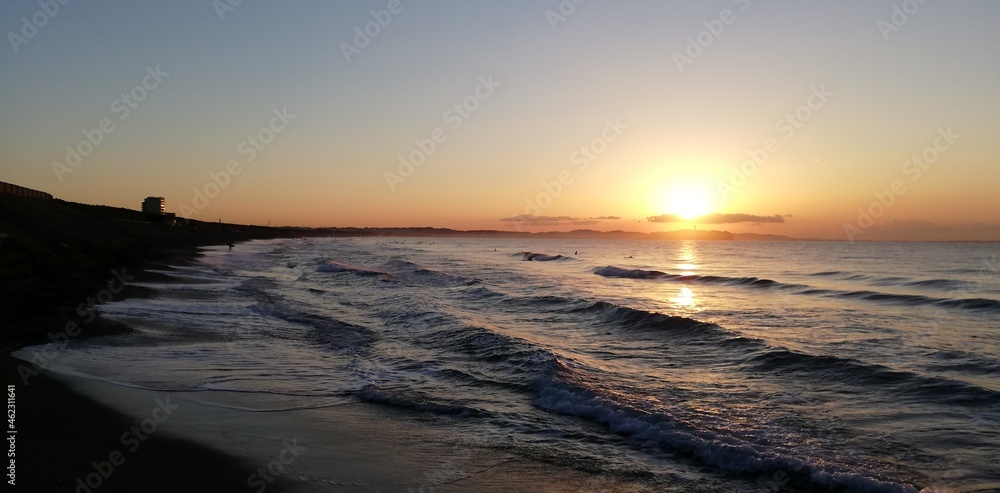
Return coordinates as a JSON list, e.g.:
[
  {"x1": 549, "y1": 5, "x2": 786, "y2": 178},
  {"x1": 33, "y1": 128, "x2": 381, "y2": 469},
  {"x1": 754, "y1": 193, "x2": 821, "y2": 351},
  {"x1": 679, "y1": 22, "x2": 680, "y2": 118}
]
[
  {"x1": 669, "y1": 287, "x2": 697, "y2": 307},
  {"x1": 676, "y1": 241, "x2": 699, "y2": 274}
]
